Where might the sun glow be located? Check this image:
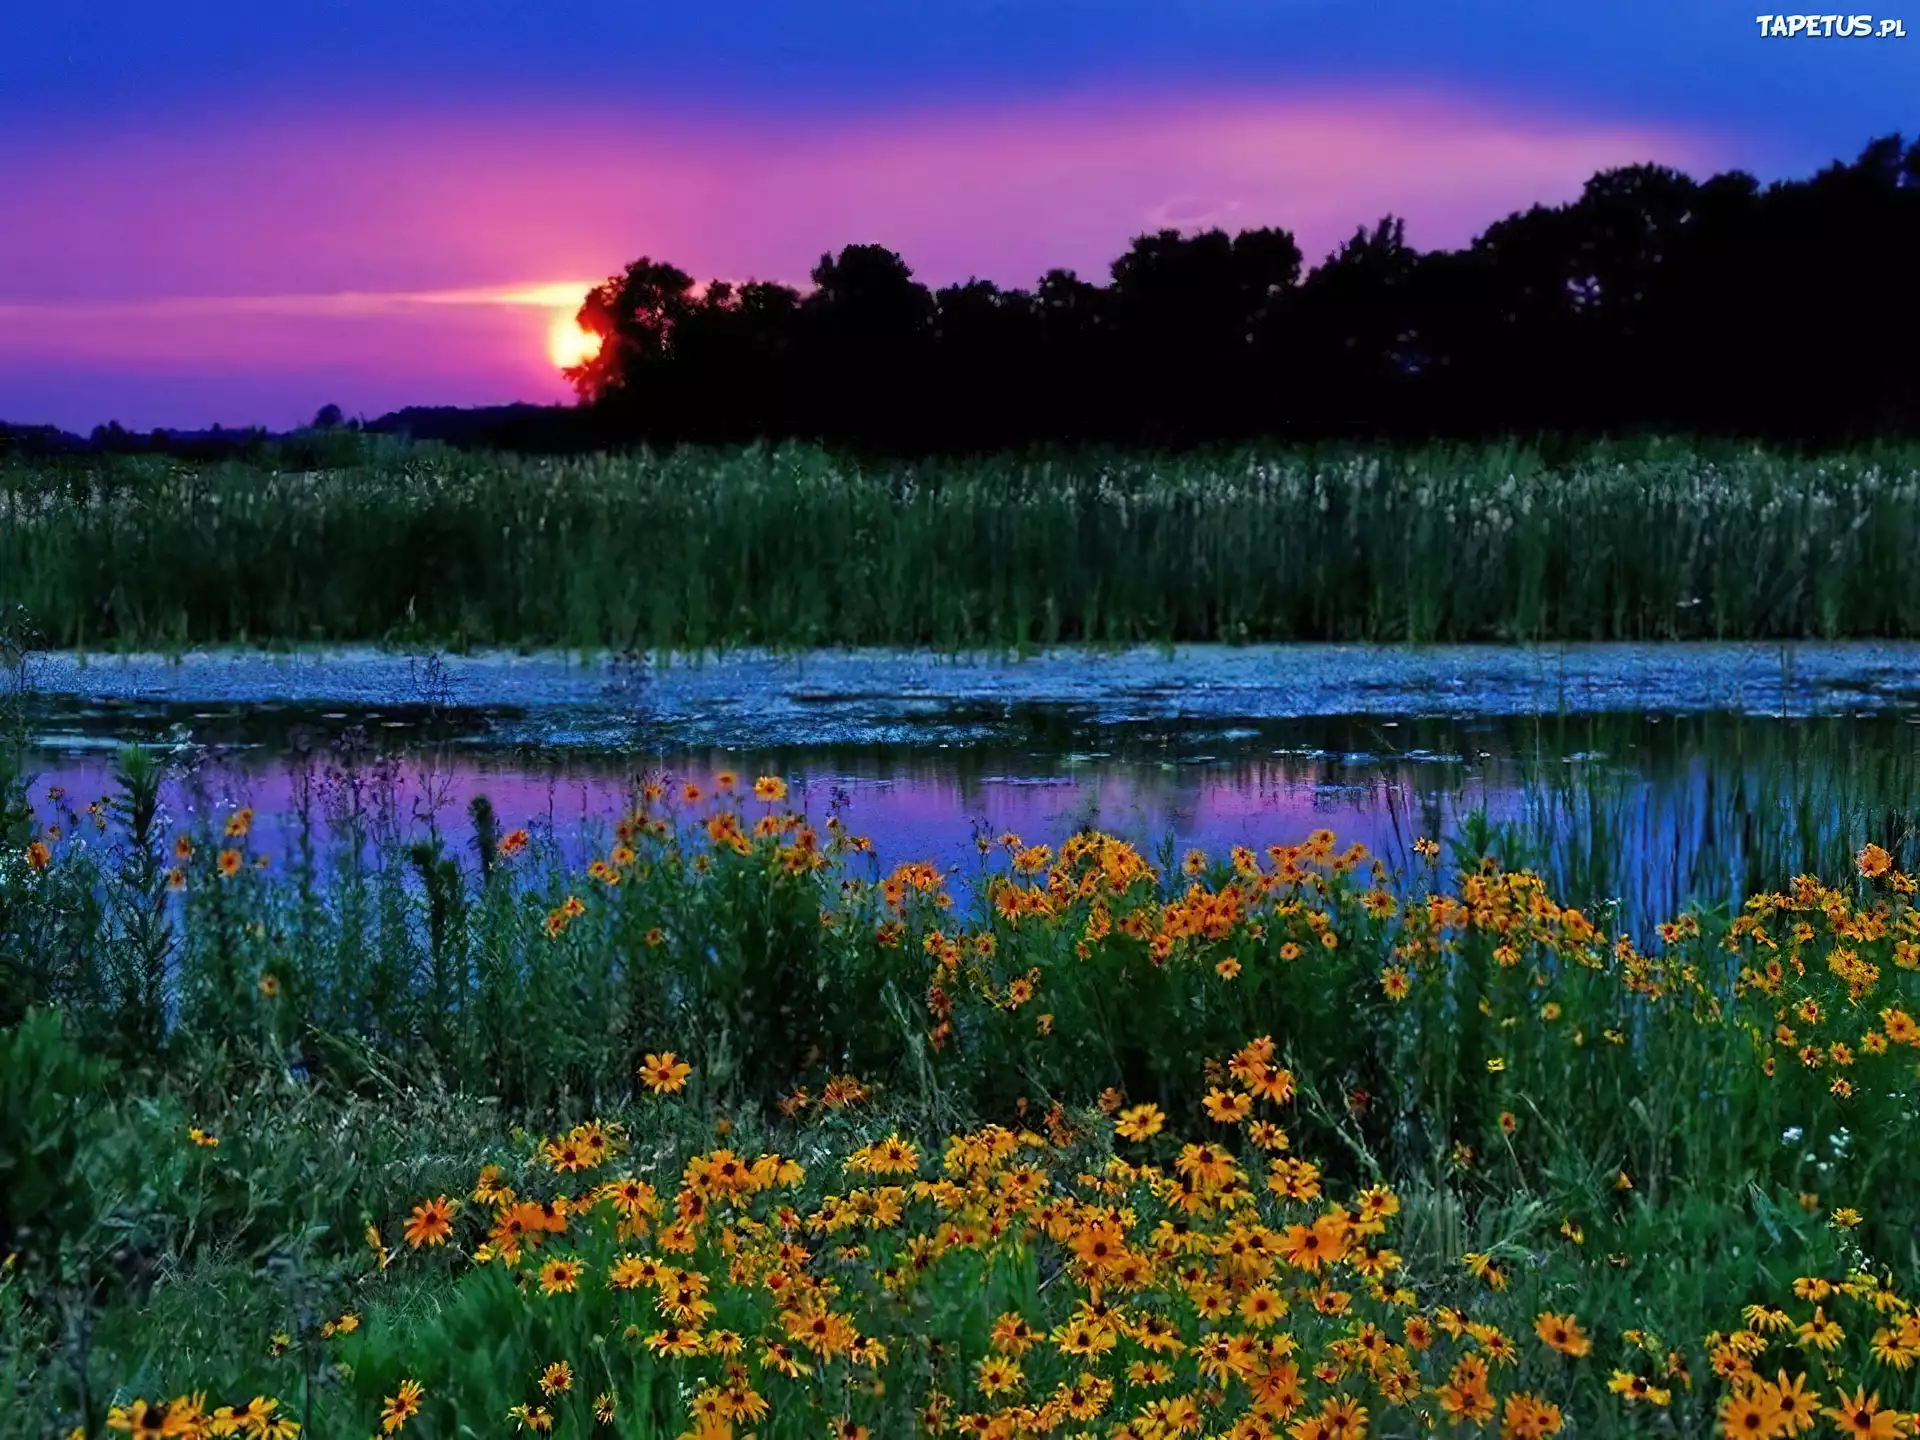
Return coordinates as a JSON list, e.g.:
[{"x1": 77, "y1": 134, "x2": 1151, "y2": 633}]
[{"x1": 547, "y1": 311, "x2": 602, "y2": 370}]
